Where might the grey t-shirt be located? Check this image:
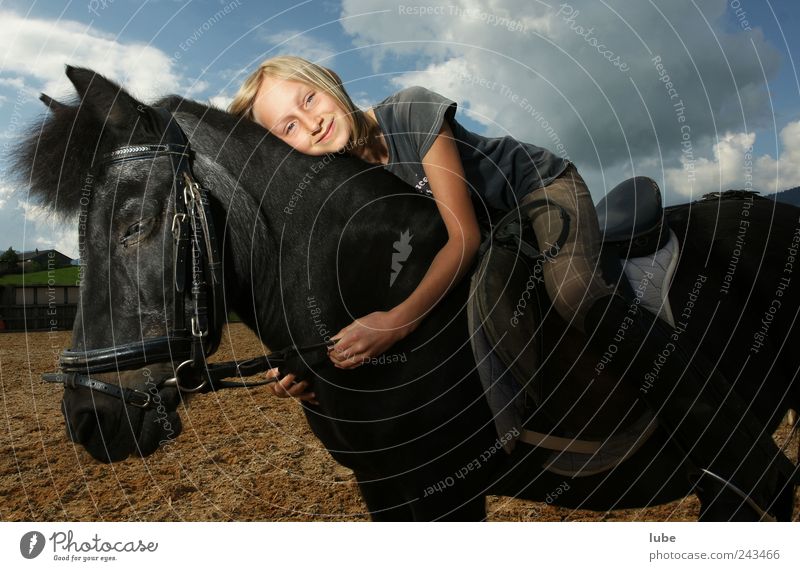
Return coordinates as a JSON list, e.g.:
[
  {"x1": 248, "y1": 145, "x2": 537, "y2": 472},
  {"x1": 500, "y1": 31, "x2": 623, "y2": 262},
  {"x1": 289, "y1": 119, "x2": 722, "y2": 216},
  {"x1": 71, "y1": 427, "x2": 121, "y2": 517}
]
[{"x1": 372, "y1": 86, "x2": 570, "y2": 215}]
